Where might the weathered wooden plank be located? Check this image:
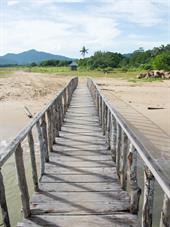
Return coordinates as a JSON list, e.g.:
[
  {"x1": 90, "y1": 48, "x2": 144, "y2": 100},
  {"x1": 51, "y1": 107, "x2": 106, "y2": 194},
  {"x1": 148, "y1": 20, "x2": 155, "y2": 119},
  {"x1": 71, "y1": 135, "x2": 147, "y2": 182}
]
[
  {"x1": 0, "y1": 170, "x2": 11, "y2": 227},
  {"x1": 28, "y1": 130, "x2": 39, "y2": 192},
  {"x1": 17, "y1": 213, "x2": 139, "y2": 227},
  {"x1": 38, "y1": 181, "x2": 122, "y2": 192},
  {"x1": 40, "y1": 174, "x2": 117, "y2": 183},
  {"x1": 15, "y1": 143, "x2": 31, "y2": 218},
  {"x1": 44, "y1": 165, "x2": 116, "y2": 176},
  {"x1": 30, "y1": 199, "x2": 130, "y2": 215},
  {"x1": 31, "y1": 191, "x2": 129, "y2": 204}
]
